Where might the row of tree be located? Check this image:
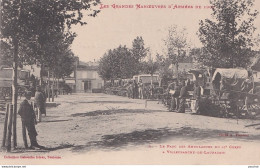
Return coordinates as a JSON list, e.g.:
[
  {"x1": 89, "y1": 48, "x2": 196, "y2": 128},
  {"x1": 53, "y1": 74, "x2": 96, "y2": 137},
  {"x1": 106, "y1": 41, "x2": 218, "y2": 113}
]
[
  {"x1": 0, "y1": 0, "x2": 100, "y2": 148},
  {"x1": 98, "y1": 0, "x2": 259, "y2": 83}
]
